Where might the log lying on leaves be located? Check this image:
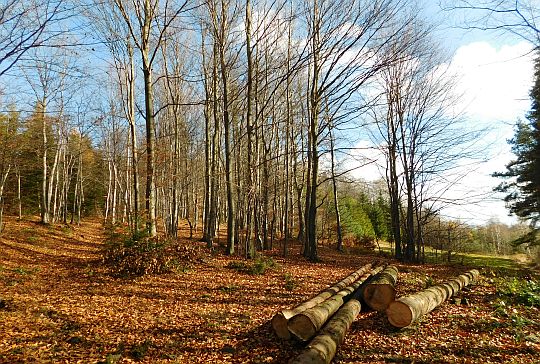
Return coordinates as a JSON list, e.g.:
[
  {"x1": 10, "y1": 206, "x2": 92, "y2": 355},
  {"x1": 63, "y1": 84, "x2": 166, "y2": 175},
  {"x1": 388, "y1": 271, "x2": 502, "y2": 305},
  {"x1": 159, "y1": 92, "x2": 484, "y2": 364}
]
[
  {"x1": 272, "y1": 263, "x2": 373, "y2": 339},
  {"x1": 288, "y1": 266, "x2": 384, "y2": 341},
  {"x1": 289, "y1": 299, "x2": 361, "y2": 364},
  {"x1": 386, "y1": 269, "x2": 480, "y2": 328},
  {"x1": 361, "y1": 265, "x2": 398, "y2": 311}
]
